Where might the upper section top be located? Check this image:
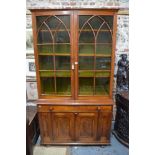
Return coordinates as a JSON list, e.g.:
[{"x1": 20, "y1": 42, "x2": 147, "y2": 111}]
[{"x1": 27, "y1": 0, "x2": 129, "y2": 10}]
